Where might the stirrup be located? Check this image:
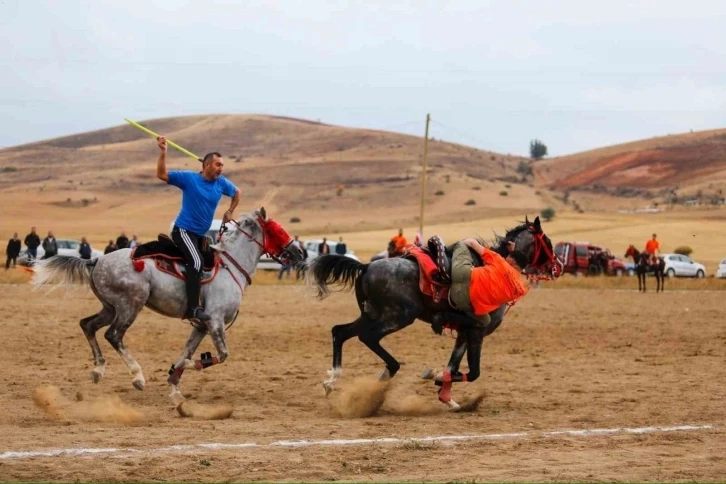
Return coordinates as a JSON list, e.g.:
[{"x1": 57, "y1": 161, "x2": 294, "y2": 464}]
[{"x1": 185, "y1": 307, "x2": 211, "y2": 324}]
